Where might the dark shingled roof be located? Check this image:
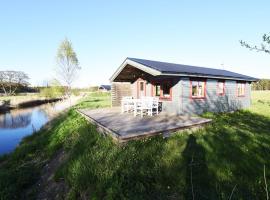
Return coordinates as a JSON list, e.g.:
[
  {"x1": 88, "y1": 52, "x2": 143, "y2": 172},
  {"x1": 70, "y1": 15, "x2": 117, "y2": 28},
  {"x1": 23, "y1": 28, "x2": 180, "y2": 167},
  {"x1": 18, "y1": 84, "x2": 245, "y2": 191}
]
[
  {"x1": 128, "y1": 57, "x2": 258, "y2": 81},
  {"x1": 99, "y1": 85, "x2": 111, "y2": 90}
]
